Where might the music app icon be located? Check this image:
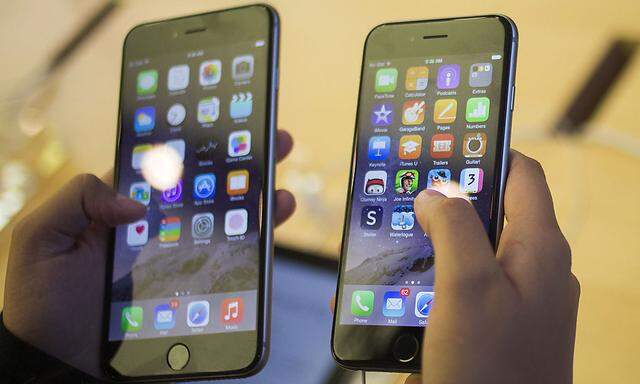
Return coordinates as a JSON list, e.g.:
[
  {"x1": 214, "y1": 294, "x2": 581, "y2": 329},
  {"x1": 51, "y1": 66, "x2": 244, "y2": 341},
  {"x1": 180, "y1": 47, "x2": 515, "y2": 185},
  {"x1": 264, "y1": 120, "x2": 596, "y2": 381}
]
[{"x1": 221, "y1": 297, "x2": 244, "y2": 325}]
